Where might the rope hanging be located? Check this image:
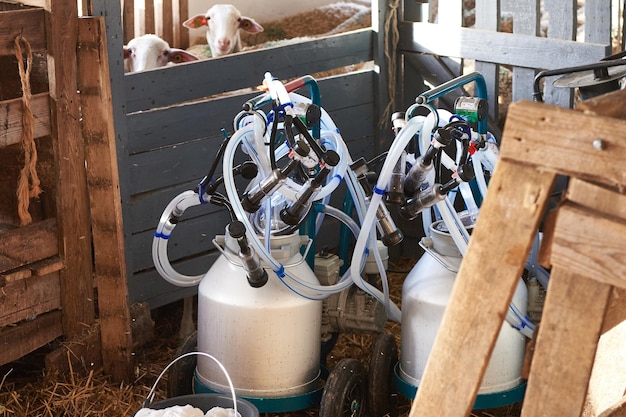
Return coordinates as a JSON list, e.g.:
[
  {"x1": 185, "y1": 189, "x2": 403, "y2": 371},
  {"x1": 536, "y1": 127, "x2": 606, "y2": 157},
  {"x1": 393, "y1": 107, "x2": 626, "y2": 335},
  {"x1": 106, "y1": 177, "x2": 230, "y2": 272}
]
[
  {"x1": 14, "y1": 35, "x2": 42, "y2": 226},
  {"x1": 379, "y1": 0, "x2": 400, "y2": 129}
]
